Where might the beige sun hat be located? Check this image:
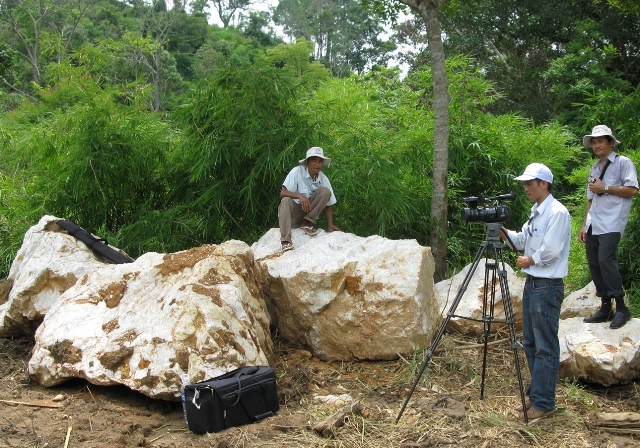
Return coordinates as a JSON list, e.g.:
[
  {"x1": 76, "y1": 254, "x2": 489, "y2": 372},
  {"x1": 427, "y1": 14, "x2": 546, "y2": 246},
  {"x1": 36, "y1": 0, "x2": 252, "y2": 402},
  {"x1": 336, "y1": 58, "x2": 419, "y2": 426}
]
[
  {"x1": 299, "y1": 147, "x2": 331, "y2": 166},
  {"x1": 583, "y1": 125, "x2": 621, "y2": 148}
]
